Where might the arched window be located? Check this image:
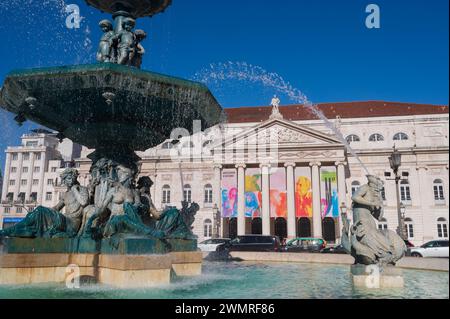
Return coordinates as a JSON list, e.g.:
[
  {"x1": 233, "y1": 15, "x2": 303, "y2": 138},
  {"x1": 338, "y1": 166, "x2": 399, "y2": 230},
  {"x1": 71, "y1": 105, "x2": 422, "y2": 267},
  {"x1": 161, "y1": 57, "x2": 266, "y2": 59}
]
[
  {"x1": 351, "y1": 181, "x2": 360, "y2": 196},
  {"x1": 346, "y1": 135, "x2": 361, "y2": 143},
  {"x1": 393, "y1": 133, "x2": 409, "y2": 141},
  {"x1": 204, "y1": 184, "x2": 213, "y2": 204},
  {"x1": 437, "y1": 218, "x2": 448, "y2": 239},
  {"x1": 161, "y1": 142, "x2": 174, "y2": 150},
  {"x1": 204, "y1": 219, "x2": 213, "y2": 238},
  {"x1": 369, "y1": 134, "x2": 384, "y2": 142},
  {"x1": 405, "y1": 218, "x2": 414, "y2": 239},
  {"x1": 433, "y1": 179, "x2": 445, "y2": 202},
  {"x1": 184, "y1": 184, "x2": 192, "y2": 203},
  {"x1": 378, "y1": 218, "x2": 388, "y2": 231},
  {"x1": 162, "y1": 185, "x2": 171, "y2": 204},
  {"x1": 400, "y1": 180, "x2": 411, "y2": 203}
]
